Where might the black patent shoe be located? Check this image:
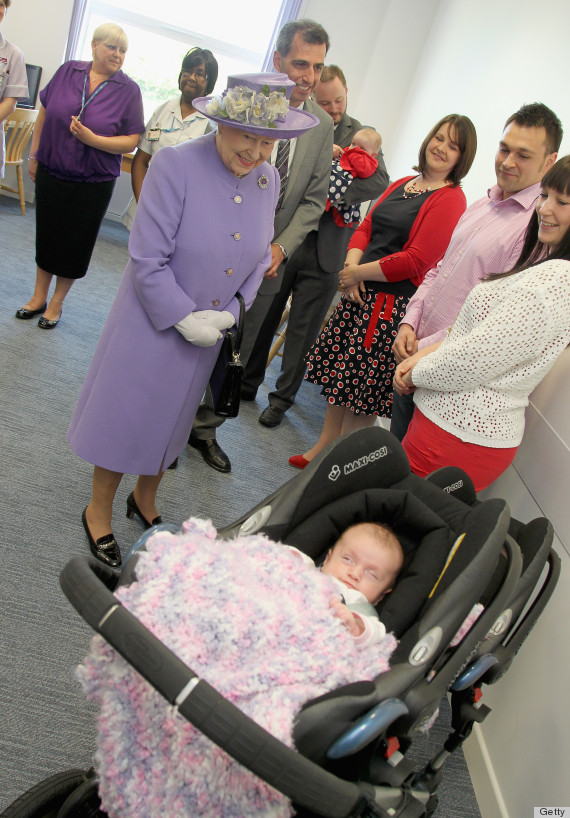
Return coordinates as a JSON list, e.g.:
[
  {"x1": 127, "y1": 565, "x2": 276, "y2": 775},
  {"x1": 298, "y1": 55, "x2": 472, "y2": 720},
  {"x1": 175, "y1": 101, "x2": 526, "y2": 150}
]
[
  {"x1": 126, "y1": 491, "x2": 162, "y2": 529},
  {"x1": 188, "y1": 433, "x2": 231, "y2": 473},
  {"x1": 15, "y1": 302, "x2": 47, "y2": 319},
  {"x1": 82, "y1": 508, "x2": 122, "y2": 568},
  {"x1": 38, "y1": 310, "x2": 62, "y2": 329}
]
